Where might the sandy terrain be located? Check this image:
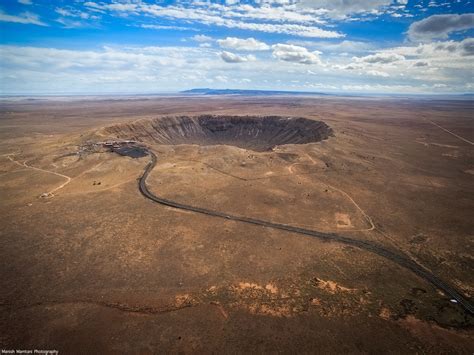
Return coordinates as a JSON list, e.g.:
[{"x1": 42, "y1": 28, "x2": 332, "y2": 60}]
[{"x1": 0, "y1": 96, "x2": 473, "y2": 353}]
